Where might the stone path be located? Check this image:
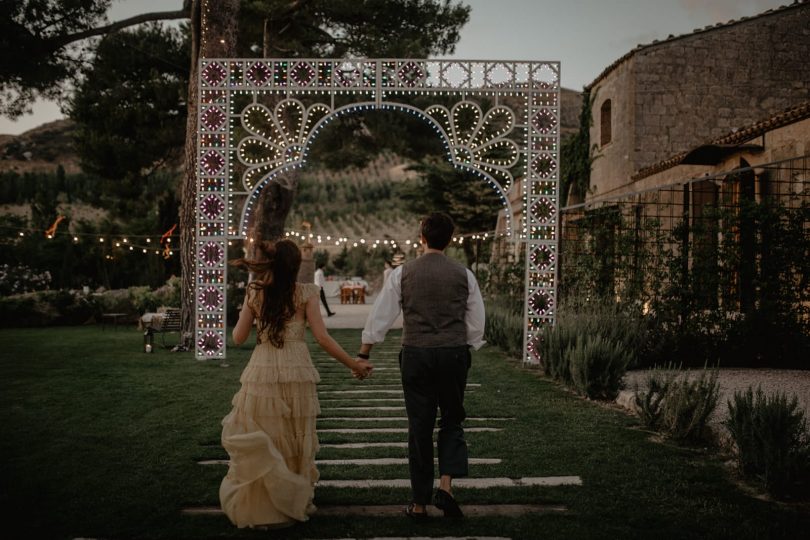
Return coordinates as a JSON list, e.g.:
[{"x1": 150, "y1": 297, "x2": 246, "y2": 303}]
[{"x1": 186, "y1": 333, "x2": 582, "y2": 537}]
